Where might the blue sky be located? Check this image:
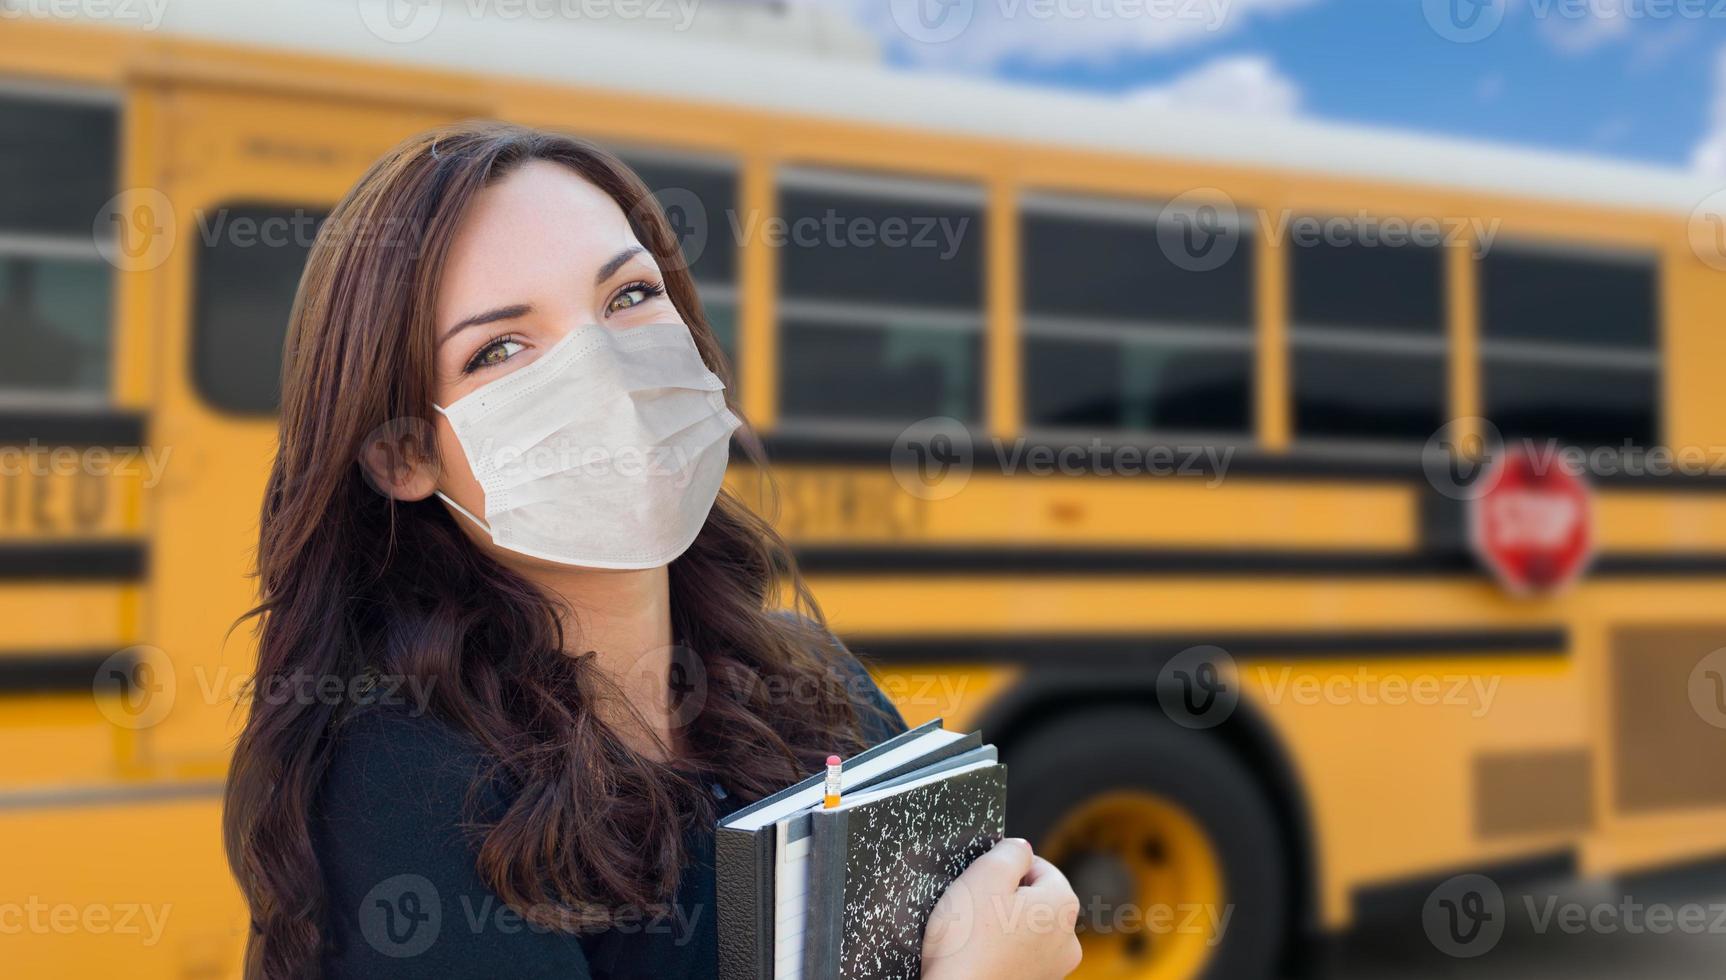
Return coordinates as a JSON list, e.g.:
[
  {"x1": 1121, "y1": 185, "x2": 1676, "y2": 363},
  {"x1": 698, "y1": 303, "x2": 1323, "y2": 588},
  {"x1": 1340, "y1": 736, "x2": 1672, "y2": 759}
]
[{"x1": 854, "y1": 0, "x2": 1726, "y2": 173}]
